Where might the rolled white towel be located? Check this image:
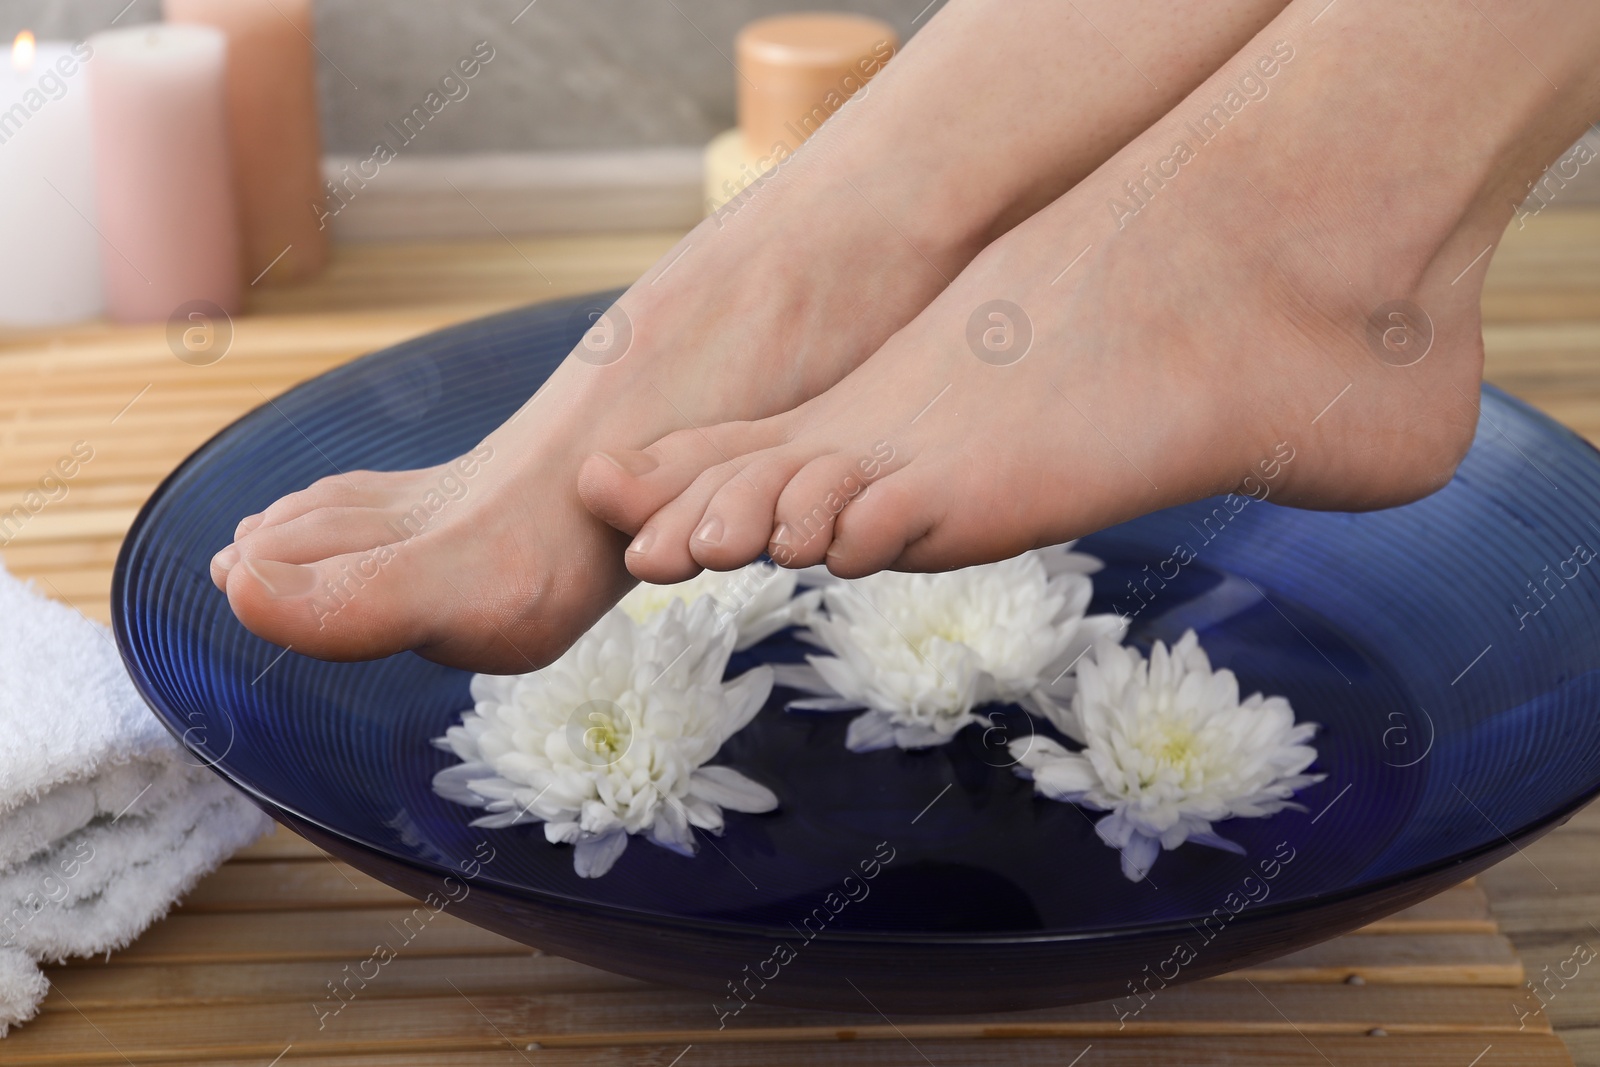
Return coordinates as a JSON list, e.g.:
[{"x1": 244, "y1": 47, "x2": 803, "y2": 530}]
[{"x1": 0, "y1": 560, "x2": 272, "y2": 1034}]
